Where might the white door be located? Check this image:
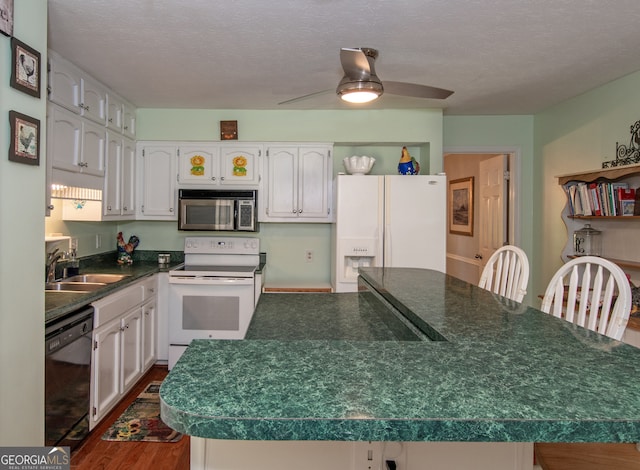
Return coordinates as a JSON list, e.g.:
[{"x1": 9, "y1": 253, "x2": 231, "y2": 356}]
[
  {"x1": 104, "y1": 133, "x2": 122, "y2": 216},
  {"x1": 266, "y1": 147, "x2": 298, "y2": 218},
  {"x1": 478, "y1": 155, "x2": 508, "y2": 272},
  {"x1": 140, "y1": 145, "x2": 177, "y2": 217},
  {"x1": 298, "y1": 147, "x2": 330, "y2": 218},
  {"x1": 384, "y1": 175, "x2": 446, "y2": 271}
]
